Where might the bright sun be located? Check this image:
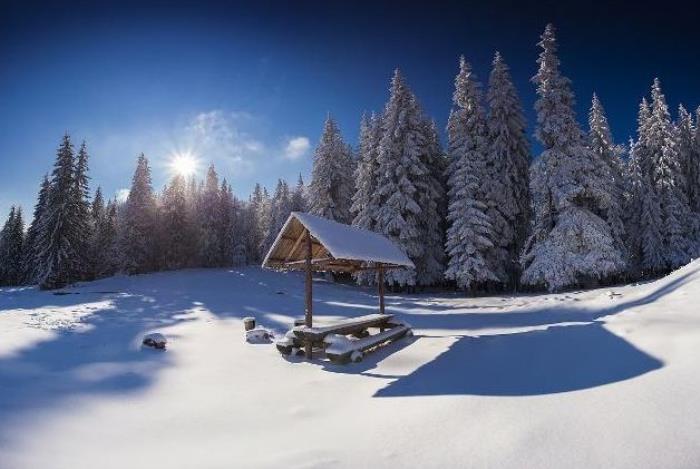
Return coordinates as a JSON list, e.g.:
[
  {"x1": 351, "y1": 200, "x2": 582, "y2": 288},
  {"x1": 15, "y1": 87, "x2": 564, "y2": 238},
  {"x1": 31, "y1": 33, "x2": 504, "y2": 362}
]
[{"x1": 170, "y1": 152, "x2": 198, "y2": 177}]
